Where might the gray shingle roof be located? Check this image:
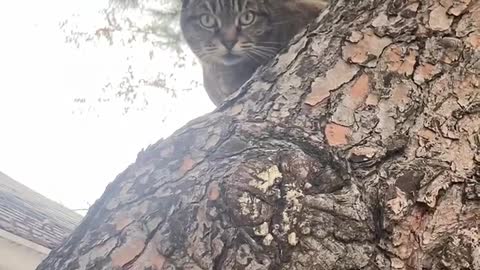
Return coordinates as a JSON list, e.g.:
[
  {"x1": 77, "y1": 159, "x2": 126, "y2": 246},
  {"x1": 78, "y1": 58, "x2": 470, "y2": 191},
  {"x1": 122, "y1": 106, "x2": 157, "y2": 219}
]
[{"x1": 0, "y1": 171, "x2": 83, "y2": 249}]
